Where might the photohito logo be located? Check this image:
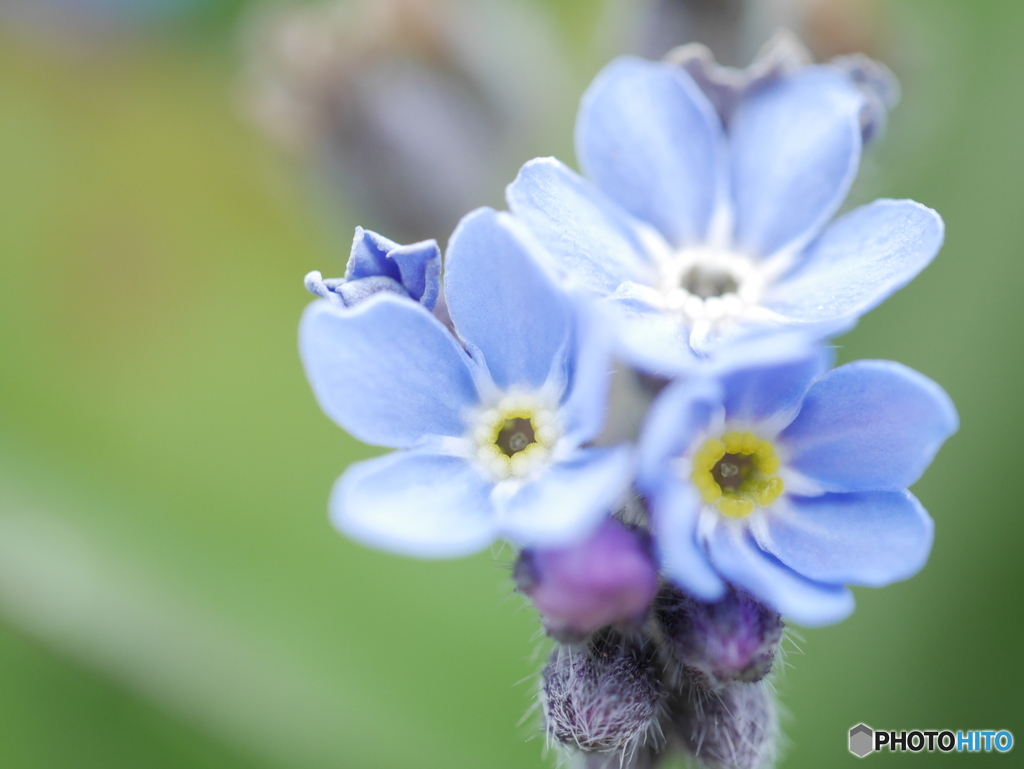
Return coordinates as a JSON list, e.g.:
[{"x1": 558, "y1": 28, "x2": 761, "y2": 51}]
[{"x1": 848, "y1": 724, "x2": 1014, "y2": 757}]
